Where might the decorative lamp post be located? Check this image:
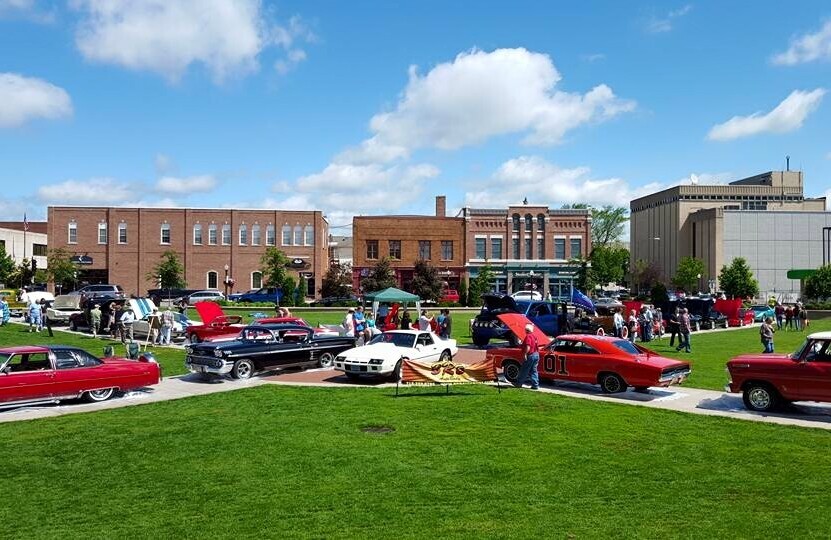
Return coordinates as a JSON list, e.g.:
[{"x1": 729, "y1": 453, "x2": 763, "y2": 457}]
[{"x1": 224, "y1": 264, "x2": 230, "y2": 297}]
